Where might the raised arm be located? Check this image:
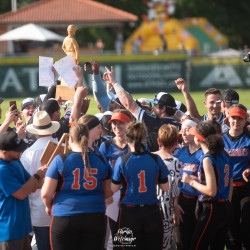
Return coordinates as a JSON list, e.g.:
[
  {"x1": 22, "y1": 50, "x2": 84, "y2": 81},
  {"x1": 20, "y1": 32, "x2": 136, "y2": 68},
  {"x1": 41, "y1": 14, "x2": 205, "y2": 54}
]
[
  {"x1": 91, "y1": 61, "x2": 110, "y2": 111},
  {"x1": 70, "y1": 66, "x2": 88, "y2": 123},
  {"x1": 0, "y1": 106, "x2": 19, "y2": 134},
  {"x1": 175, "y1": 78, "x2": 201, "y2": 120},
  {"x1": 105, "y1": 66, "x2": 139, "y2": 118}
]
